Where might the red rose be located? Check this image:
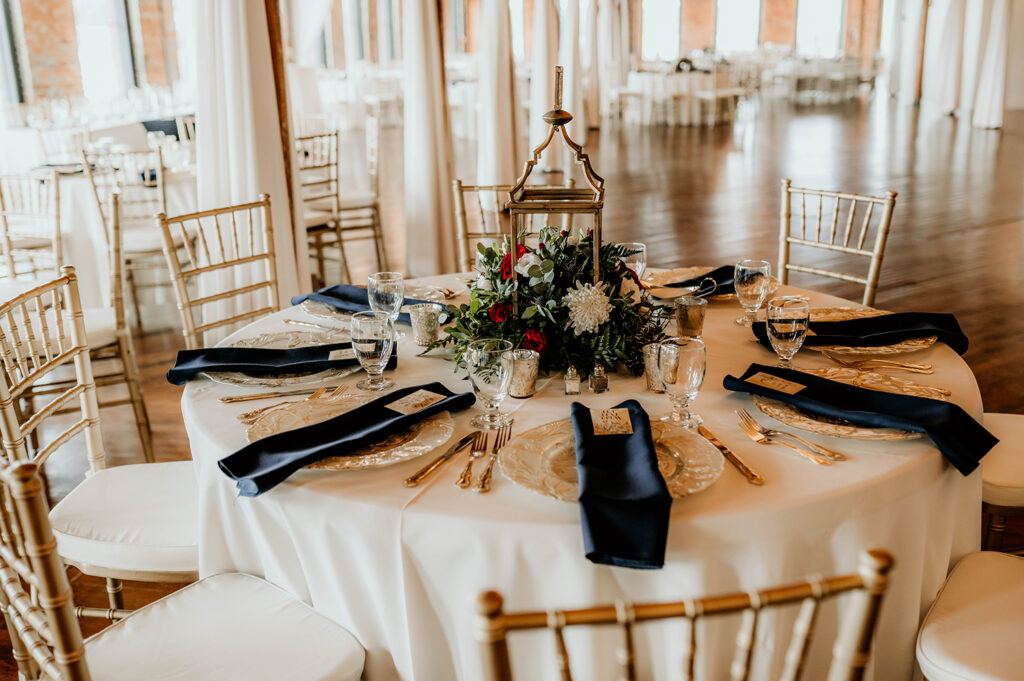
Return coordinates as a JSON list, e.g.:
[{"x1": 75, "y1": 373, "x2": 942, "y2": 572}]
[
  {"x1": 522, "y1": 329, "x2": 548, "y2": 355},
  {"x1": 488, "y1": 302, "x2": 511, "y2": 323},
  {"x1": 500, "y1": 244, "x2": 528, "y2": 280}
]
